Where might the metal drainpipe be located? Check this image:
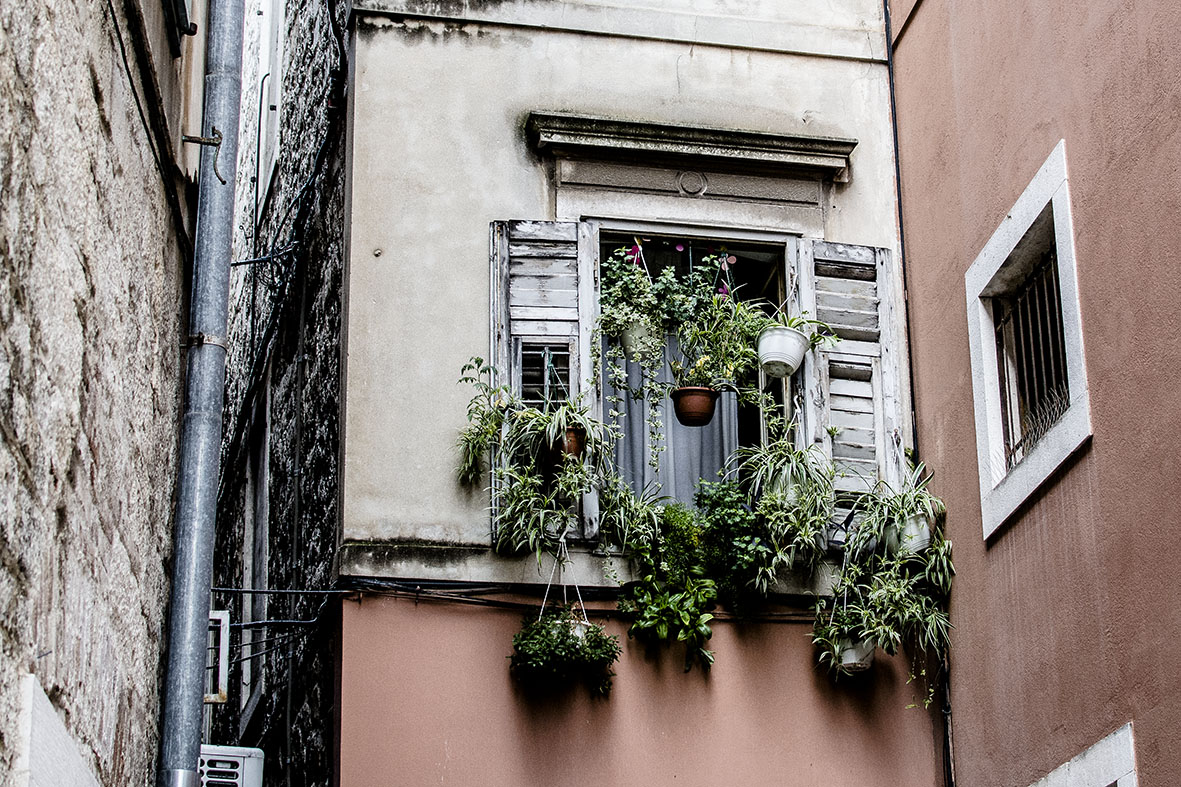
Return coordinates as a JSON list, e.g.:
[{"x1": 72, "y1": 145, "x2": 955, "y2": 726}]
[{"x1": 158, "y1": 0, "x2": 243, "y2": 781}]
